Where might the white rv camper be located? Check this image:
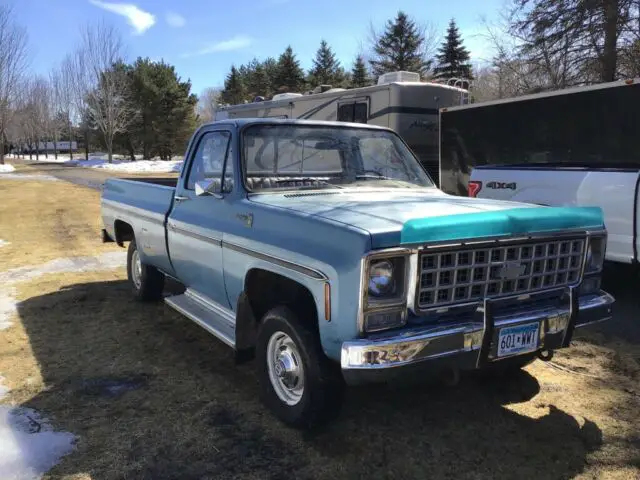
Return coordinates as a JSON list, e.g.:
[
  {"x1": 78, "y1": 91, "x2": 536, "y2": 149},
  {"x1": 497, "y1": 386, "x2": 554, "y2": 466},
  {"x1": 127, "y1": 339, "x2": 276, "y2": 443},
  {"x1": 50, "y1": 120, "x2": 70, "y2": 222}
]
[{"x1": 214, "y1": 71, "x2": 470, "y2": 185}]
